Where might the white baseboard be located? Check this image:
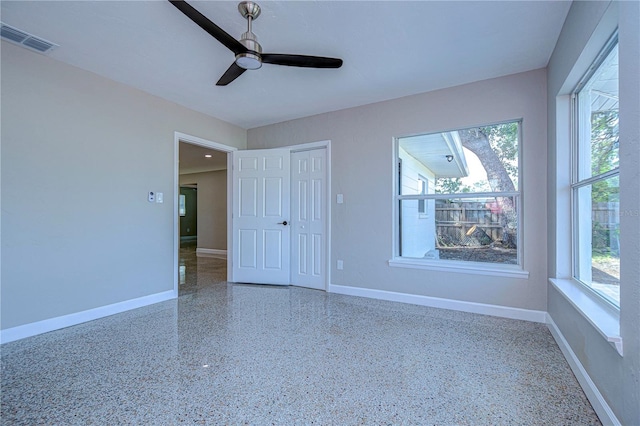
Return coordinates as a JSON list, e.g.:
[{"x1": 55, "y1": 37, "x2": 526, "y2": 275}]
[
  {"x1": 328, "y1": 284, "x2": 547, "y2": 323},
  {"x1": 0, "y1": 290, "x2": 176, "y2": 345},
  {"x1": 196, "y1": 248, "x2": 227, "y2": 258},
  {"x1": 546, "y1": 314, "x2": 620, "y2": 426}
]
